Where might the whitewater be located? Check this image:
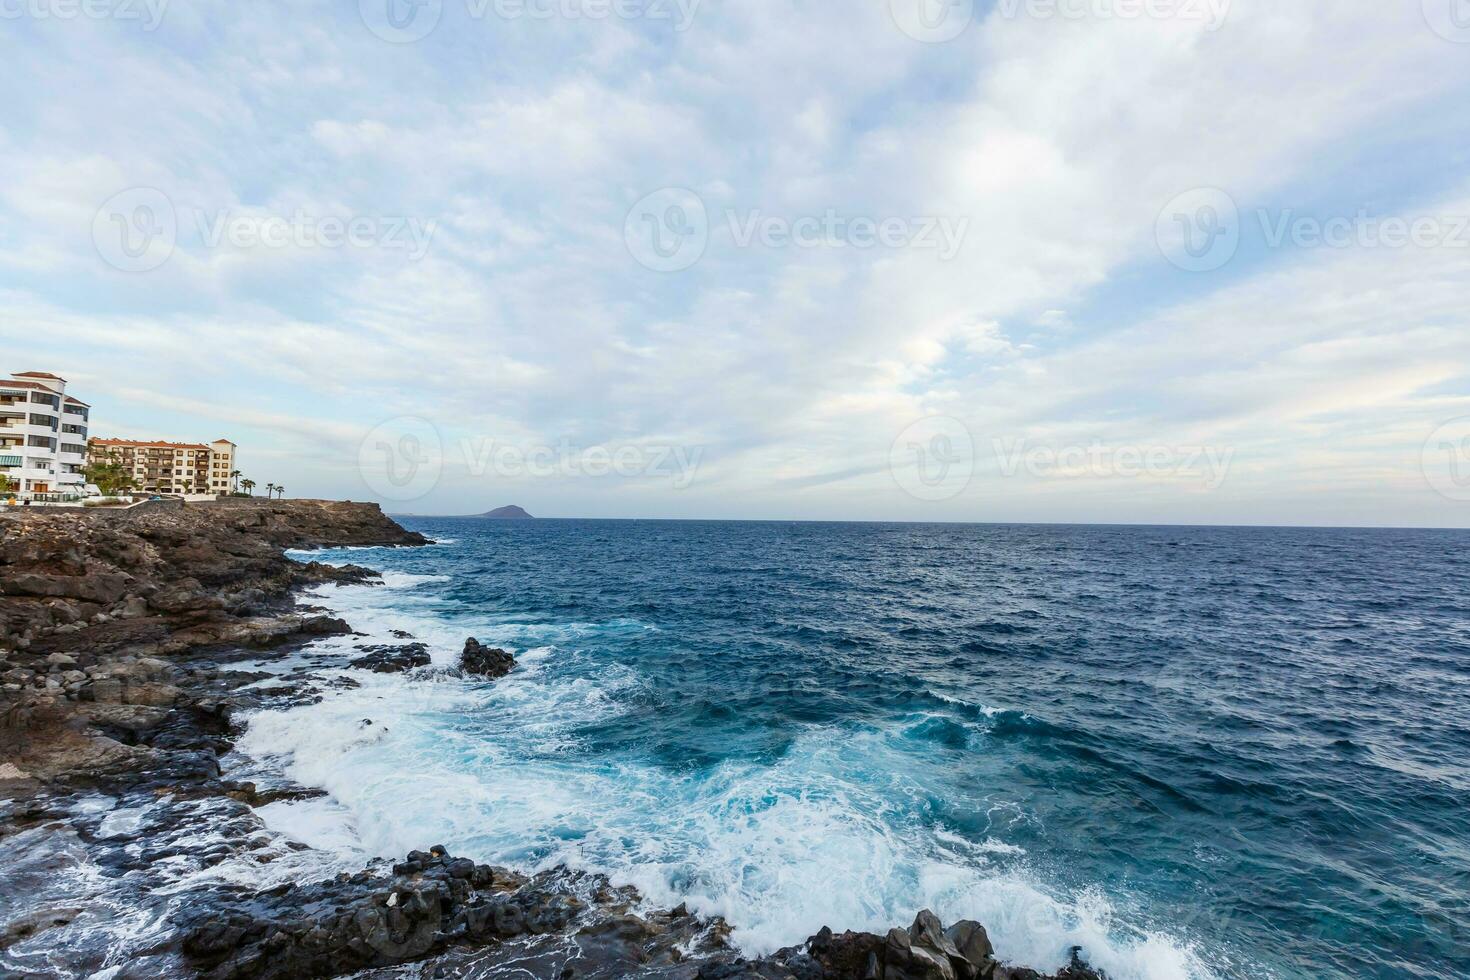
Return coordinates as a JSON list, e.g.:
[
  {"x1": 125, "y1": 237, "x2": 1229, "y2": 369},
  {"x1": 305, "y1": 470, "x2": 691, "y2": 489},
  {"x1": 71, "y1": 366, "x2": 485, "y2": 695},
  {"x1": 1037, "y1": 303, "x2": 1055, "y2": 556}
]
[{"x1": 228, "y1": 519, "x2": 1470, "y2": 980}]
